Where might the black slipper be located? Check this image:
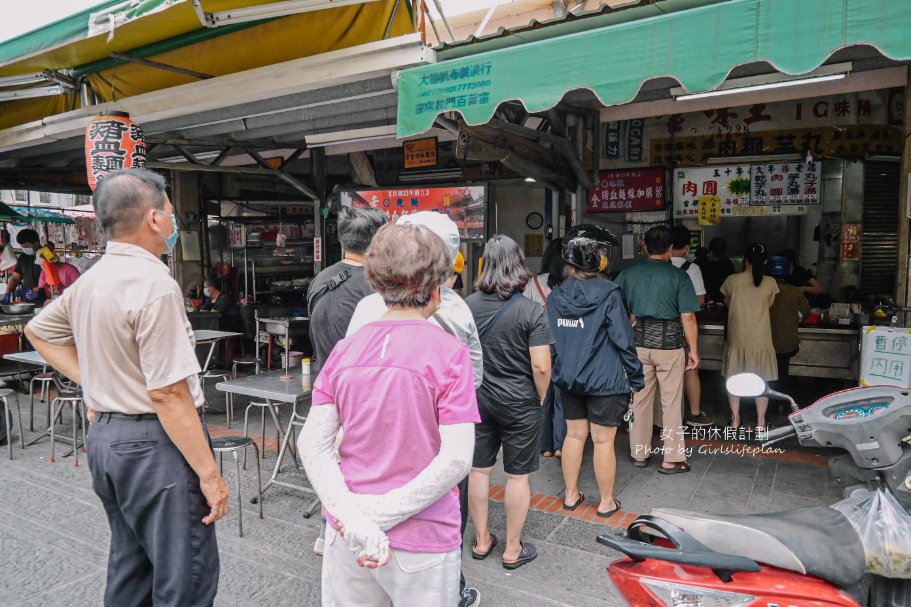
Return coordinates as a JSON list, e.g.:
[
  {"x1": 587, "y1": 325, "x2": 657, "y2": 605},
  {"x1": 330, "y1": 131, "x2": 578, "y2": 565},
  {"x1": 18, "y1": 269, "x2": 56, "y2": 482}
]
[
  {"x1": 502, "y1": 542, "x2": 538, "y2": 570},
  {"x1": 596, "y1": 498, "x2": 621, "y2": 518},
  {"x1": 631, "y1": 457, "x2": 650, "y2": 468},
  {"x1": 561, "y1": 492, "x2": 585, "y2": 511},
  {"x1": 471, "y1": 532, "x2": 498, "y2": 560},
  {"x1": 658, "y1": 462, "x2": 692, "y2": 475}
]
